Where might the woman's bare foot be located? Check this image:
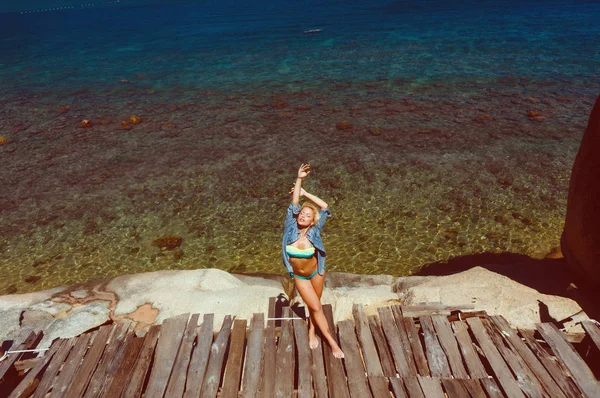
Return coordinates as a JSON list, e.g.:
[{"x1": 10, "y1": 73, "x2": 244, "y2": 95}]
[
  {"x1": 309, "y1": 331, "x2": 319, "y2": 349},
  {"x1": 331, "y1": 344, "x2": 345, "y2": 359}
]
